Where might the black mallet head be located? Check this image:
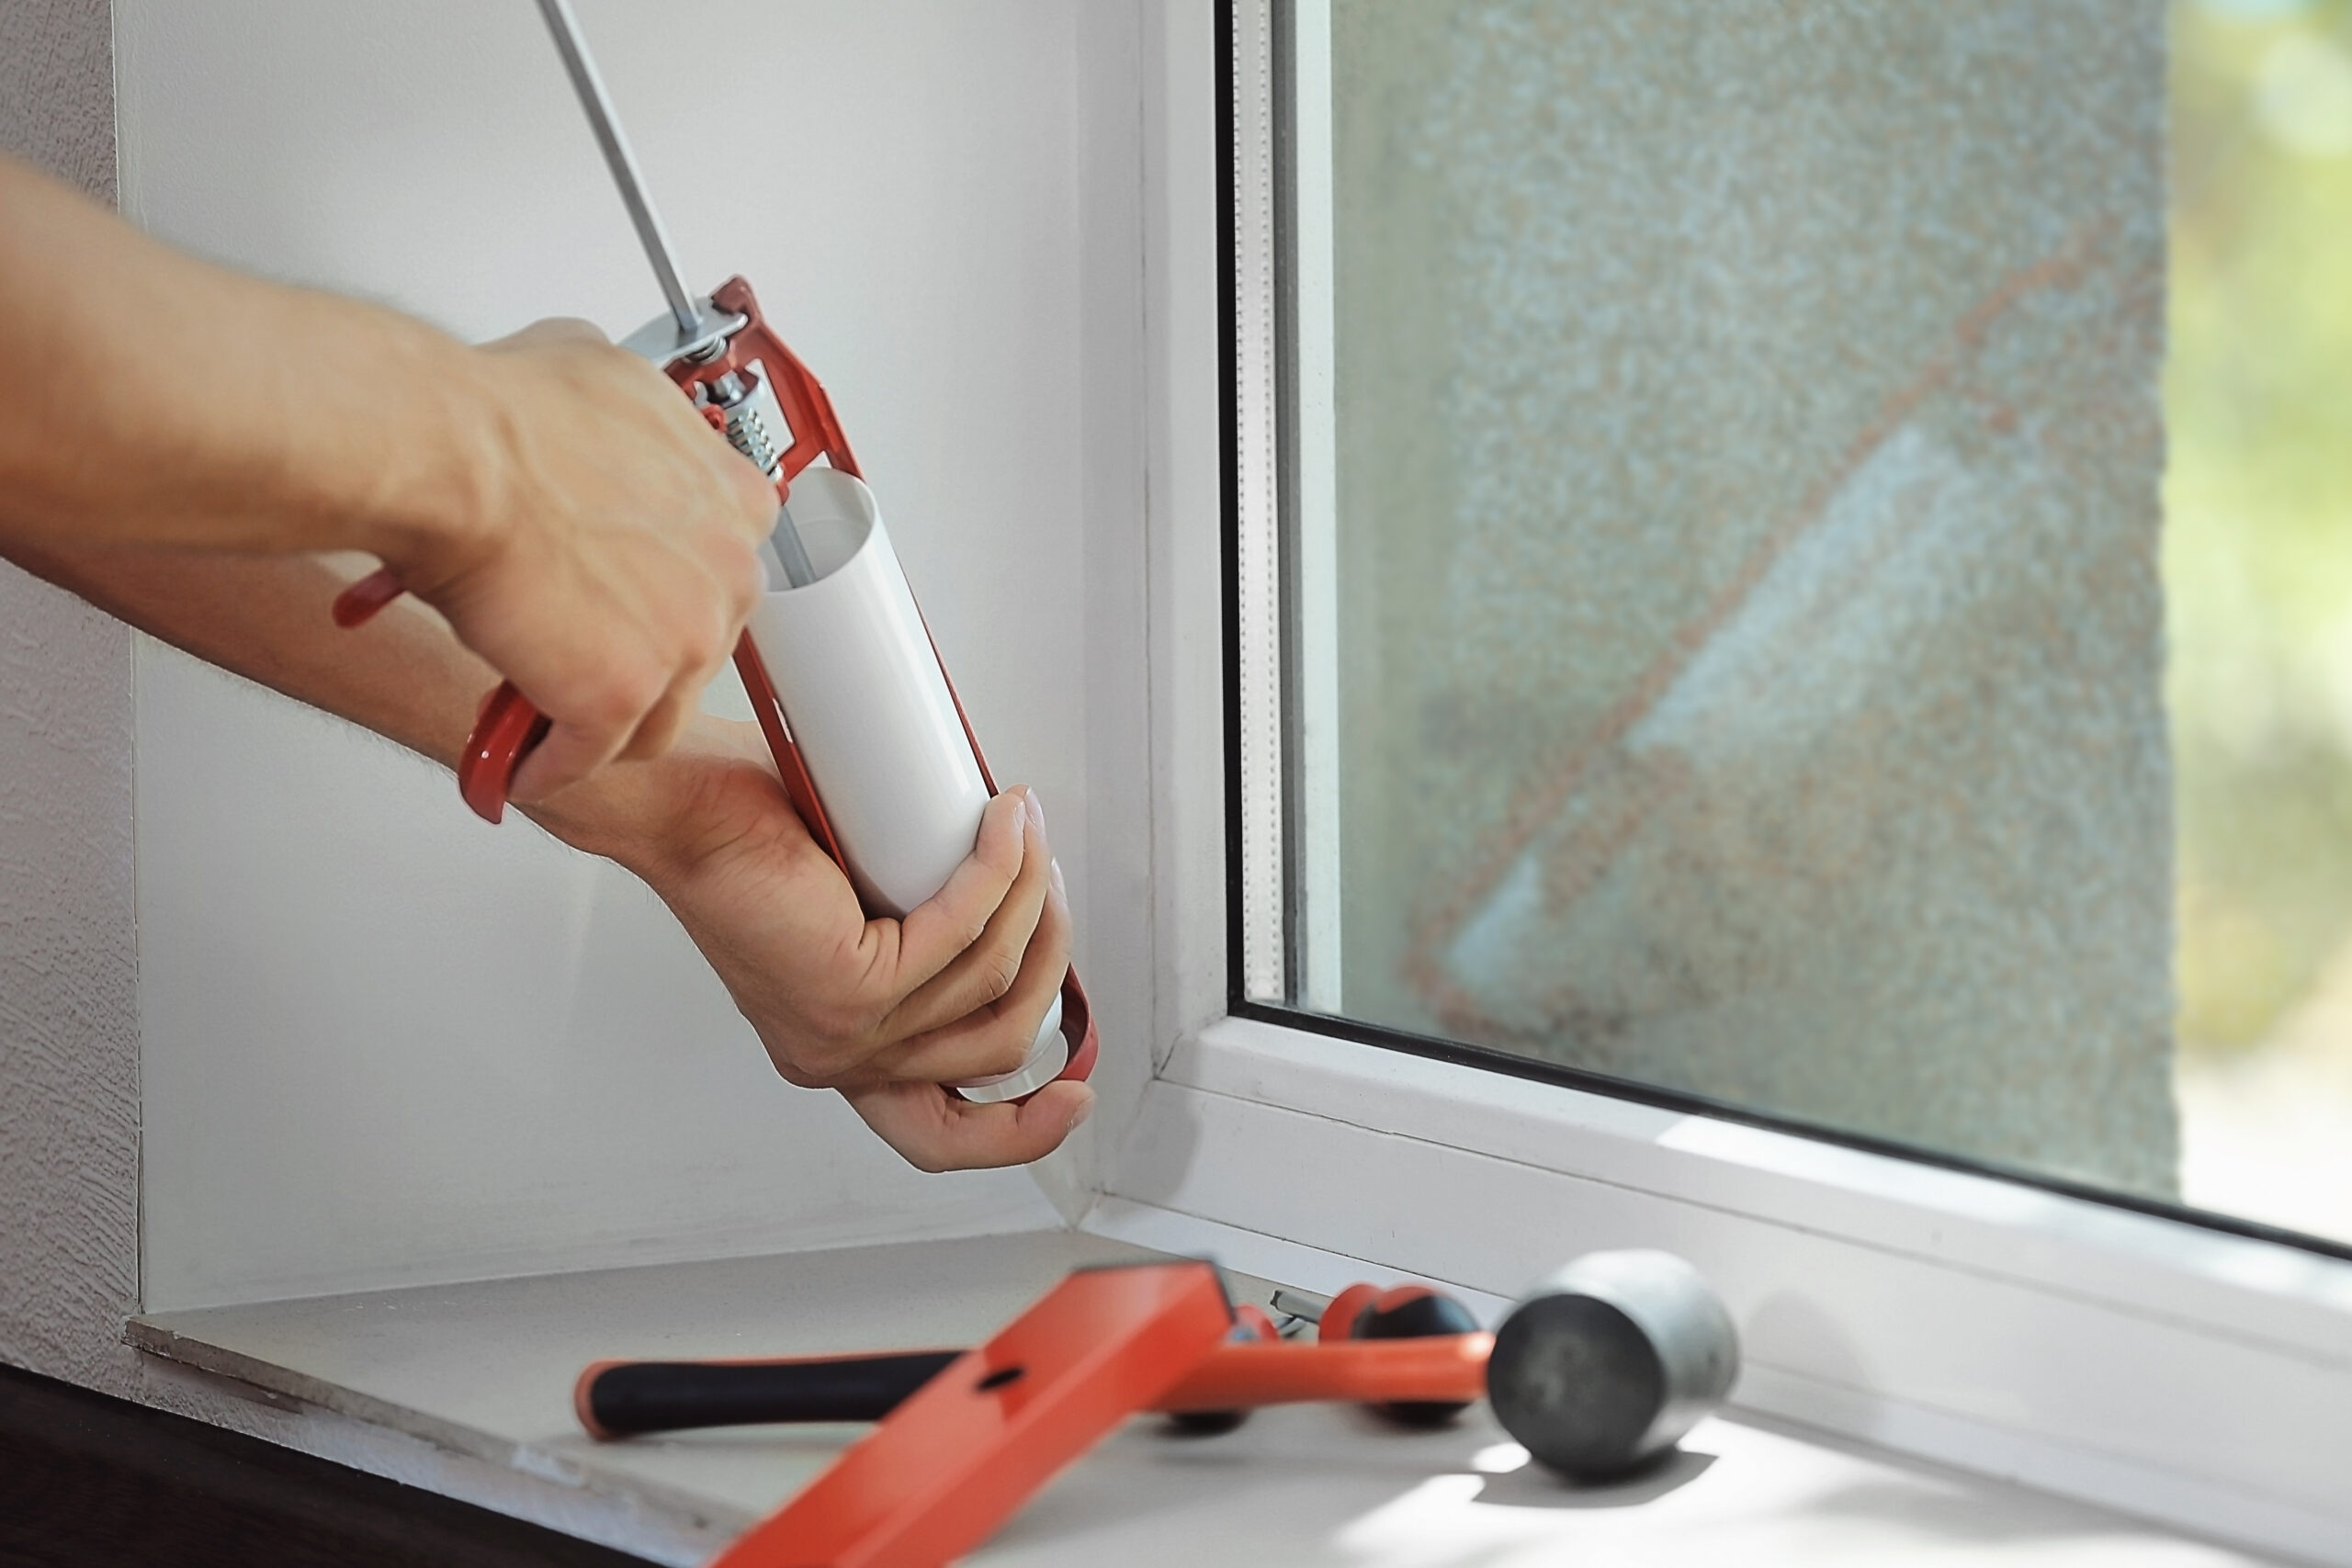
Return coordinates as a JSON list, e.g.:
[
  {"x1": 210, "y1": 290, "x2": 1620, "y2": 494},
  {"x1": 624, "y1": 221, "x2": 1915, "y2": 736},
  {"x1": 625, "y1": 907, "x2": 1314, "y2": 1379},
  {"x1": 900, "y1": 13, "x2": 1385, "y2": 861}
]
[{"x1": 1486, "y1": 1249, "x2": 1739, "y2": 1482}]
